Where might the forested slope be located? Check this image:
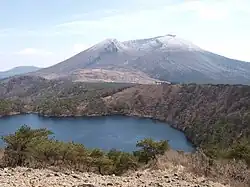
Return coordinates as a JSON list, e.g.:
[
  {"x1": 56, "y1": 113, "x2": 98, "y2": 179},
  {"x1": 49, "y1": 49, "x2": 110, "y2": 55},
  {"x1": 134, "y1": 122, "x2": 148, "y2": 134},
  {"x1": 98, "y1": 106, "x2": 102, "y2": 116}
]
[{"x1": 0, "y1": 76, "x2": 249, "y2": 163}]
